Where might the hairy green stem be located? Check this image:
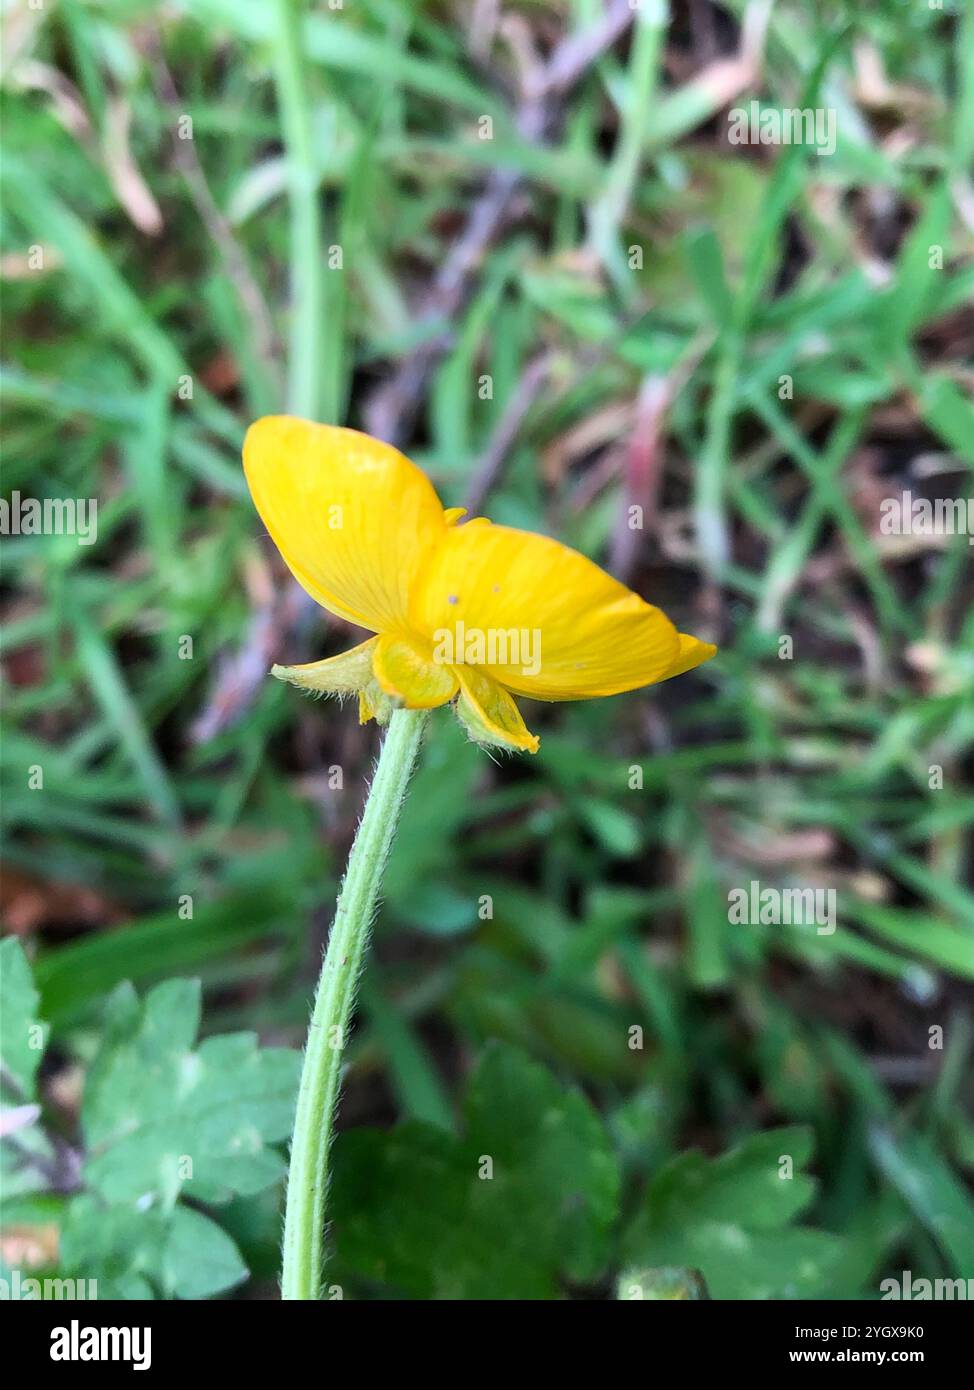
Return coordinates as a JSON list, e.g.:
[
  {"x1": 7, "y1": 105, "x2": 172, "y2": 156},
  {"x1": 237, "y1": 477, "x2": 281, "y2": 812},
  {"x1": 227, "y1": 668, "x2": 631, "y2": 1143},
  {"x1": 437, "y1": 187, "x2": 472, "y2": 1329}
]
[{"x1": 281, "y1": 707, "x2": 428, "y2": 1300}]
